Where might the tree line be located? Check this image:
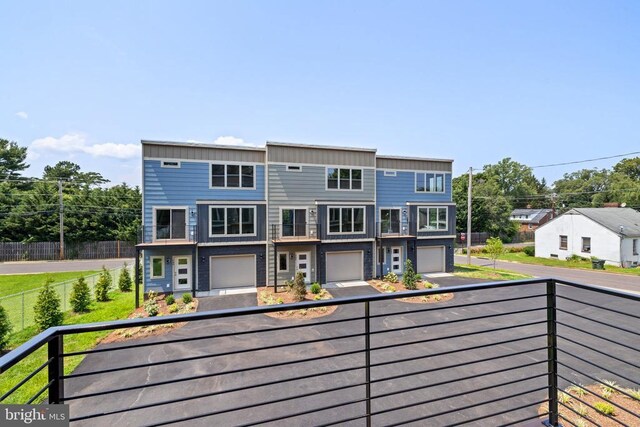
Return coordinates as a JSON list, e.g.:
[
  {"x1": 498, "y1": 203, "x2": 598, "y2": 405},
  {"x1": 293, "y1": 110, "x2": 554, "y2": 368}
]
[
  {"x1": 0, "y1": 138, "x2": 141, "y2": 243},
  {"x1": 453, "y1": 156, "x2": 640, "y2": 240}
]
